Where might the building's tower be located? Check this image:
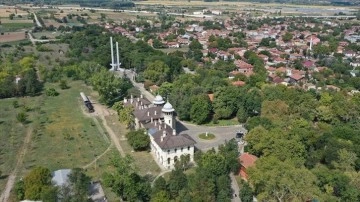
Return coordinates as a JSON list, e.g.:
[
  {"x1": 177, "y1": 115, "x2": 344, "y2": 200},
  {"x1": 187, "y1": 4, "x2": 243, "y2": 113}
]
[
  {"x1": 153, "y1": 95, "x2": 165, "y2": 107},
  {"x1": 162, "y1": 102, "x2": 175, "y2": 129}
]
